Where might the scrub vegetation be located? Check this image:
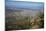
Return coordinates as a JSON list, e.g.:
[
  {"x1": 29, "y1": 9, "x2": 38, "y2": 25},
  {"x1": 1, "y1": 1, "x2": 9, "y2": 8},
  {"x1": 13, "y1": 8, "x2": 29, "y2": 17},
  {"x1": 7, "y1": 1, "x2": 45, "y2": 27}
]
[{"x1": 5, "y1": 11, "x2": 44, "y2": 30}]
